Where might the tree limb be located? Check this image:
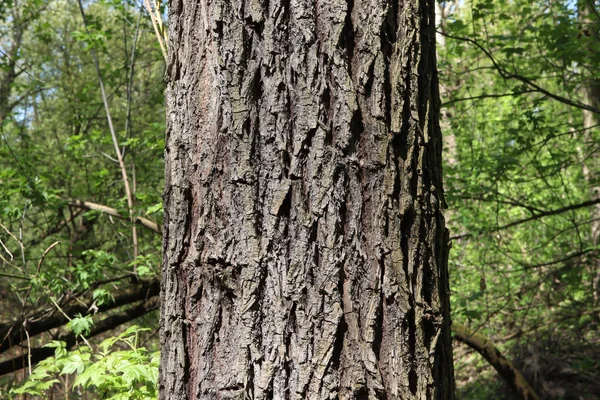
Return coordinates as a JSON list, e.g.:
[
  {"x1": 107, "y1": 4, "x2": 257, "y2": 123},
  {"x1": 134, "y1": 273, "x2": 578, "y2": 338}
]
[
  {"x1": 451, "y1": 197, "x2": 600, "y2": 240},
  {"x1": 0, "y1": 280, "x2": 159, "y2": 355},
  {"x1": 77, "y1": 0, "x2": 139, "y2": 260},
  {"x1": 454, "y1": 323, "x2": 540, "y2": 400},
  {"x1": 442, "y1": 90, "x2": 538, "y2": 106},
  {"x1": 67, "y1": 200, "x2": 161, "y2": 234},
  {"x1": 0, "y1": 296, "x2": 159, "y2": 377},
  {"x1": 439, "y1": 31, "x2": 600, "y2": 115}
]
